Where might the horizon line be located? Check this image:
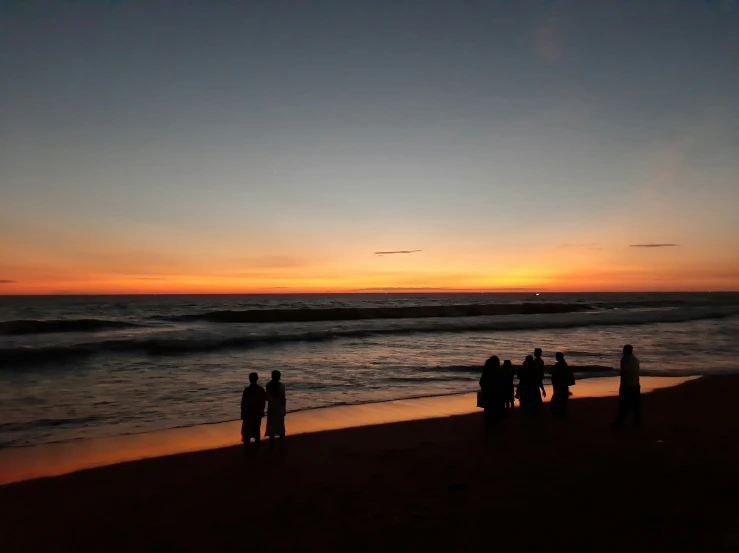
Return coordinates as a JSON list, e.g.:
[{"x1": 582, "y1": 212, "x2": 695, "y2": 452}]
[{"x1": 1, "y1": 290, "x2": 737, "y2": 297}]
